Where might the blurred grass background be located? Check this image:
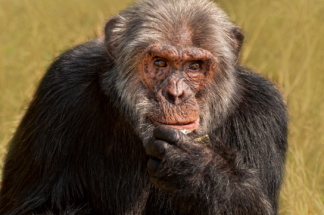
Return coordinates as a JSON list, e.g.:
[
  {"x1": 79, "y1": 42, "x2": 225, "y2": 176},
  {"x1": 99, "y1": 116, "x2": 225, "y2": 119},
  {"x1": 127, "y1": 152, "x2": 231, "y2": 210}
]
[{"x1": 0, "y1": 0, "x2": 323, "y2": 214}]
